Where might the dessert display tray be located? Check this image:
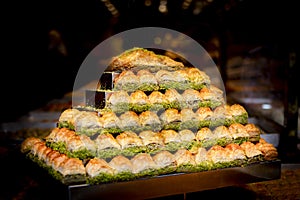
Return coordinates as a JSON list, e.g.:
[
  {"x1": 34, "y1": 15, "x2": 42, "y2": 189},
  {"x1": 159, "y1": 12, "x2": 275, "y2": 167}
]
[{"x1": 67, "y1": 160, "x2": 281, "y2": 200}]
